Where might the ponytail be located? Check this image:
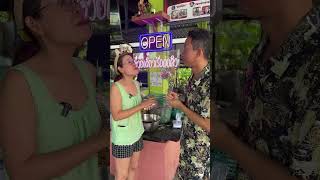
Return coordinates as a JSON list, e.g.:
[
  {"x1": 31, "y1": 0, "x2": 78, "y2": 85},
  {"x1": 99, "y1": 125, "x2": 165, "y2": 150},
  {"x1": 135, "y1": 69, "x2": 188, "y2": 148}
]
[
  {"x1": 13, "y1": 0, "x2": 41, "y2": 65},
  {"x1": 13, "y1": 40, "x2": 39, "y2": 65},
  {"x1": 114, "y1": 74, "x2": 123, "y2": 82}
]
